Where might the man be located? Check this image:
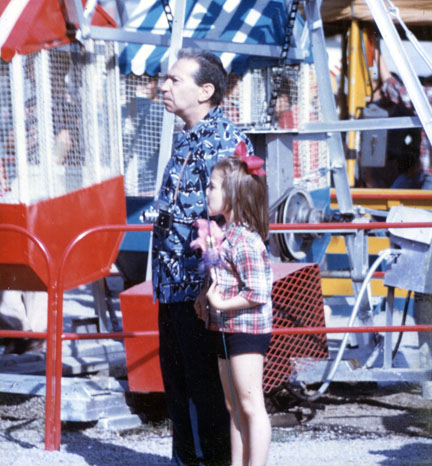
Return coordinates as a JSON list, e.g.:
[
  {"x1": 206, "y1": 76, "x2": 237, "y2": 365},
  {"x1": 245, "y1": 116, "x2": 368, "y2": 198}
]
[{"x1": 152, "y1": 49, "x2": 254, "y2": 465}]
